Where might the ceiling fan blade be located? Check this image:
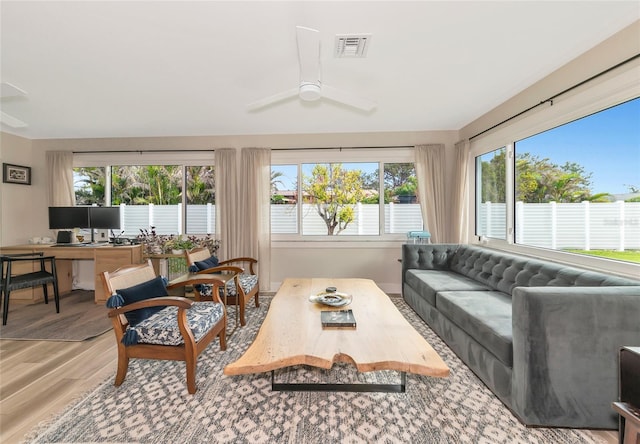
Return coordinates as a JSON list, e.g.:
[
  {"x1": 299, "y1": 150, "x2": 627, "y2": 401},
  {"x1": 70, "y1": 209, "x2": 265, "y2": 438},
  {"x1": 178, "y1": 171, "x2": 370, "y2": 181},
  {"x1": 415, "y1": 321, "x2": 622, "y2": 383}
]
[
  {"x1": 246, "y1": 87, "x2": 299, "y2": 111},
  {"x1": 0, "y1": 82, "x2": 27, "y2": 99},
  {"x1": 1, "y1": 111, "x2": 28, "y2": 128},
  {"x1": 296, "y1": 26, "x2": 320, "y2": 85},
  {"x1": 321, "y1": 84, "x2": 377, "y2": 112}
]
